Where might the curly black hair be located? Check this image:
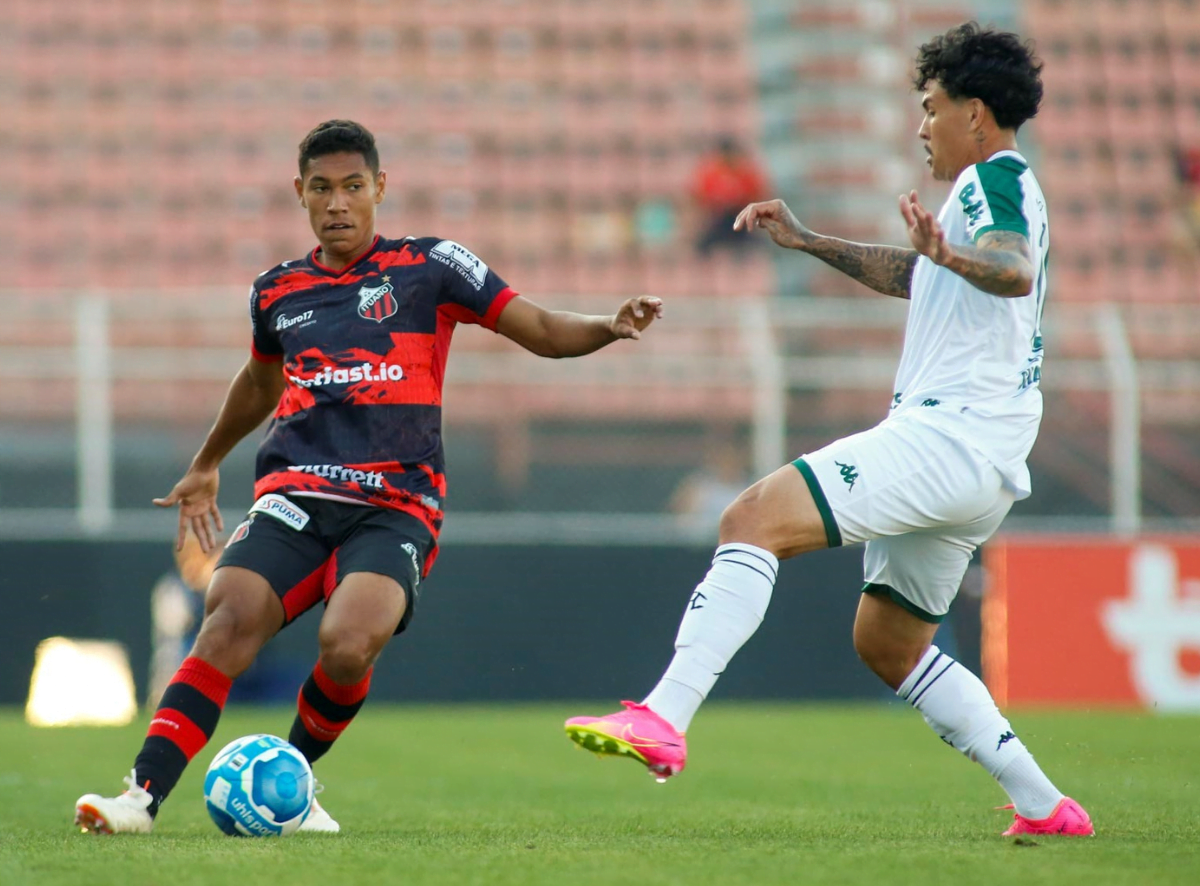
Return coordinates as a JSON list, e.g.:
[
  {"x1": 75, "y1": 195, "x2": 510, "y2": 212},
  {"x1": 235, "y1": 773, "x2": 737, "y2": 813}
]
[
  {"x1": 913, "y1": 22, "x2": 1044, "y2": 130},
  {"x1": 297, "y1": 120, "x2": 380, "y2": 176}
]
